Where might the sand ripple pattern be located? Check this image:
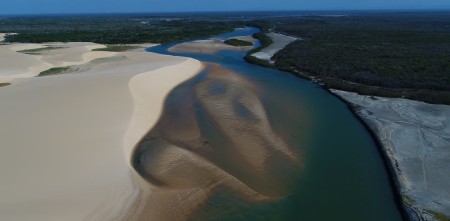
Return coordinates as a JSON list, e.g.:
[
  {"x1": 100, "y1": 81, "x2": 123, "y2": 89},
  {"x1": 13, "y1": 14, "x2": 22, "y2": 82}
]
[{"x1": 132, "y1": 65, "x2": 303, "y2": 220}]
